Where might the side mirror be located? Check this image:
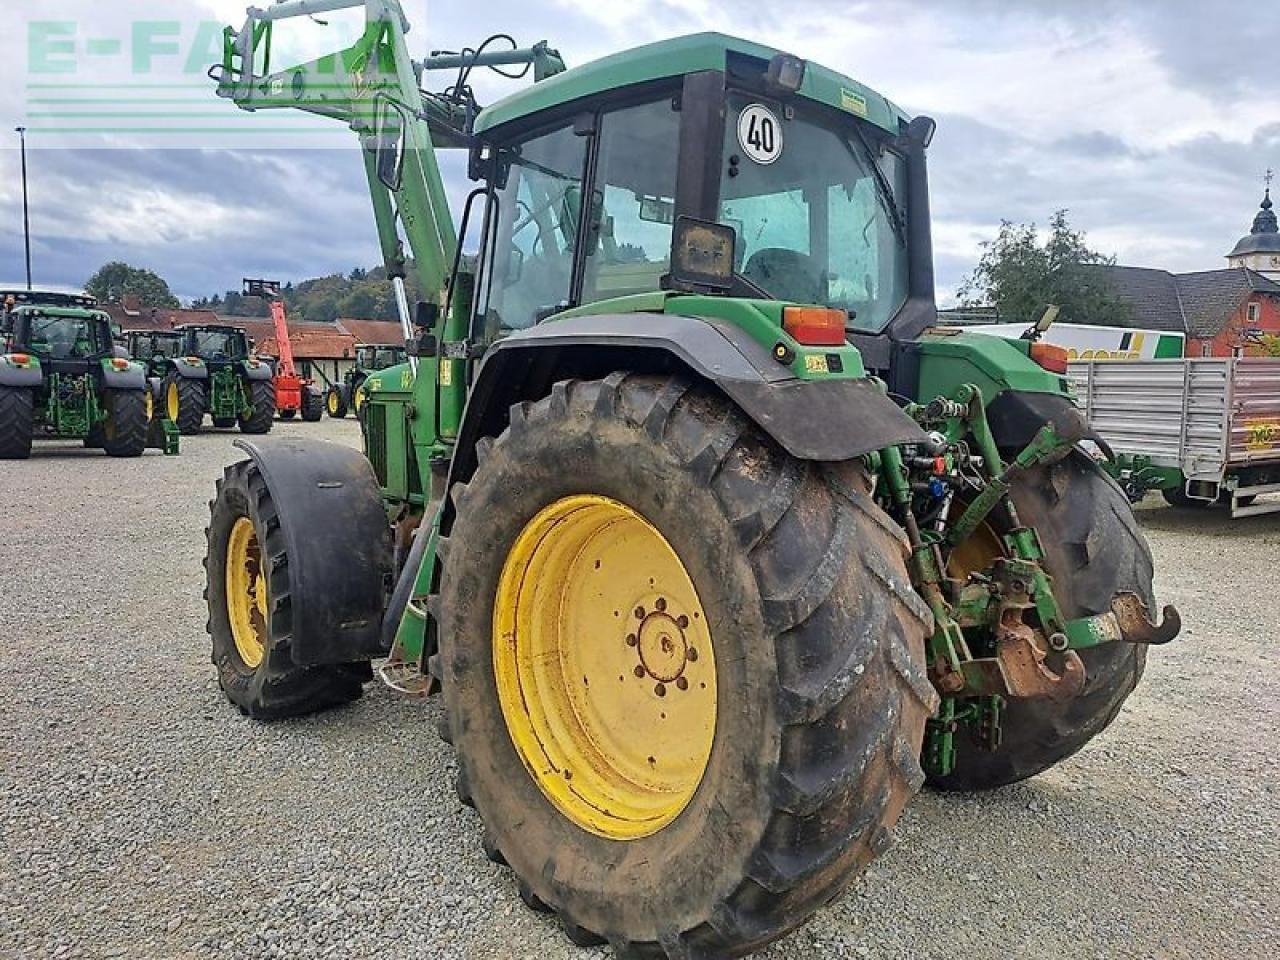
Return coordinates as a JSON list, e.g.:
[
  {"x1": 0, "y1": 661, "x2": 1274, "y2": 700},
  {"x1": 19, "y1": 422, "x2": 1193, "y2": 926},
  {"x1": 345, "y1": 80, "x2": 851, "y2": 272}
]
[{"x1": 414, "y1": 300, "x2": 439, "y2": 330}]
